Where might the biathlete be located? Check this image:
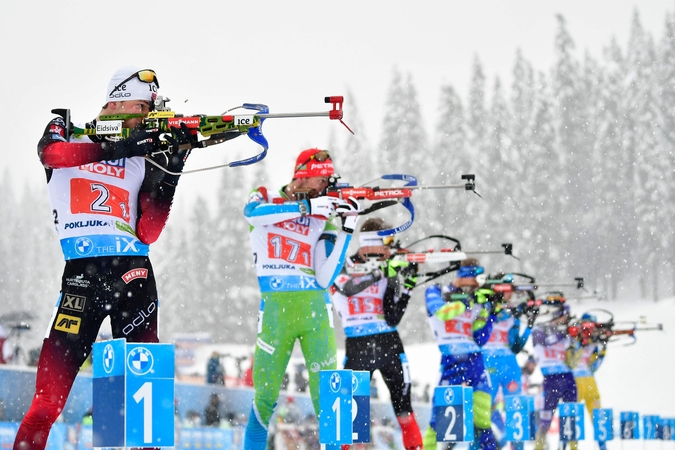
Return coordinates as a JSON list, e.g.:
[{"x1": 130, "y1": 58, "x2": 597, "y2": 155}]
[
  {"x1": 423, "y1": 259, "x2": 498, "y2": 450},
  {"x1": 242, "y1": 148, "x2": 360, "y2": 450},
  {"x1": 569, "y1": 312, "x2": 608, "y2": 450},
  {"x1": 531, "y1": 301, "x2": 578, "y2": 450},
  {"x1": 331, "y1": 217, "x2": 423, "y2": 450},
  {"x1": 14, "y1": 65, "x2": 194, "y2": 450},
  {"x1": 481, "y1": 273, "x2": 537, "y2": 450}
]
